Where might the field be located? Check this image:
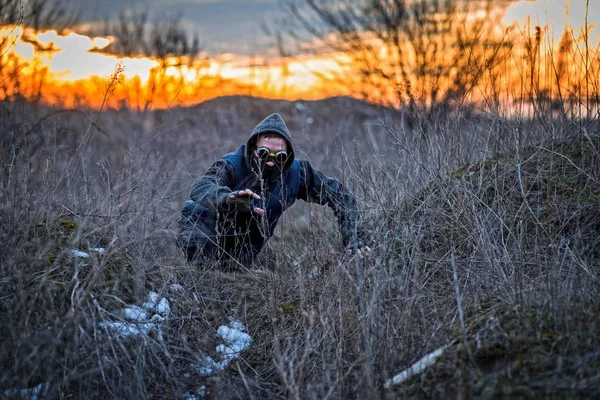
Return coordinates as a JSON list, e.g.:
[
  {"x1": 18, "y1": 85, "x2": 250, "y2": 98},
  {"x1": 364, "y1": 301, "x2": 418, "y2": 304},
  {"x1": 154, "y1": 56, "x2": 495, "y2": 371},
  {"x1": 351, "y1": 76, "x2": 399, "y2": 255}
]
[{"x1": 1, "y1": 91, "x2": 599, "y2": 399}]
